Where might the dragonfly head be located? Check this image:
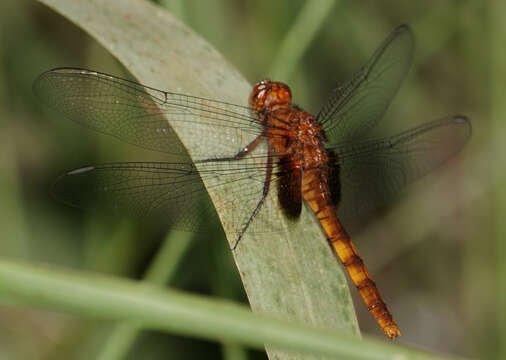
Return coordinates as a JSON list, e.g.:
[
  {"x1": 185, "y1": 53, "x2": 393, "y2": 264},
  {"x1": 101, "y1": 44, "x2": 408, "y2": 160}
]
[{"x1": 249, "y1": 80, "x2": 292, "y2": 114}]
